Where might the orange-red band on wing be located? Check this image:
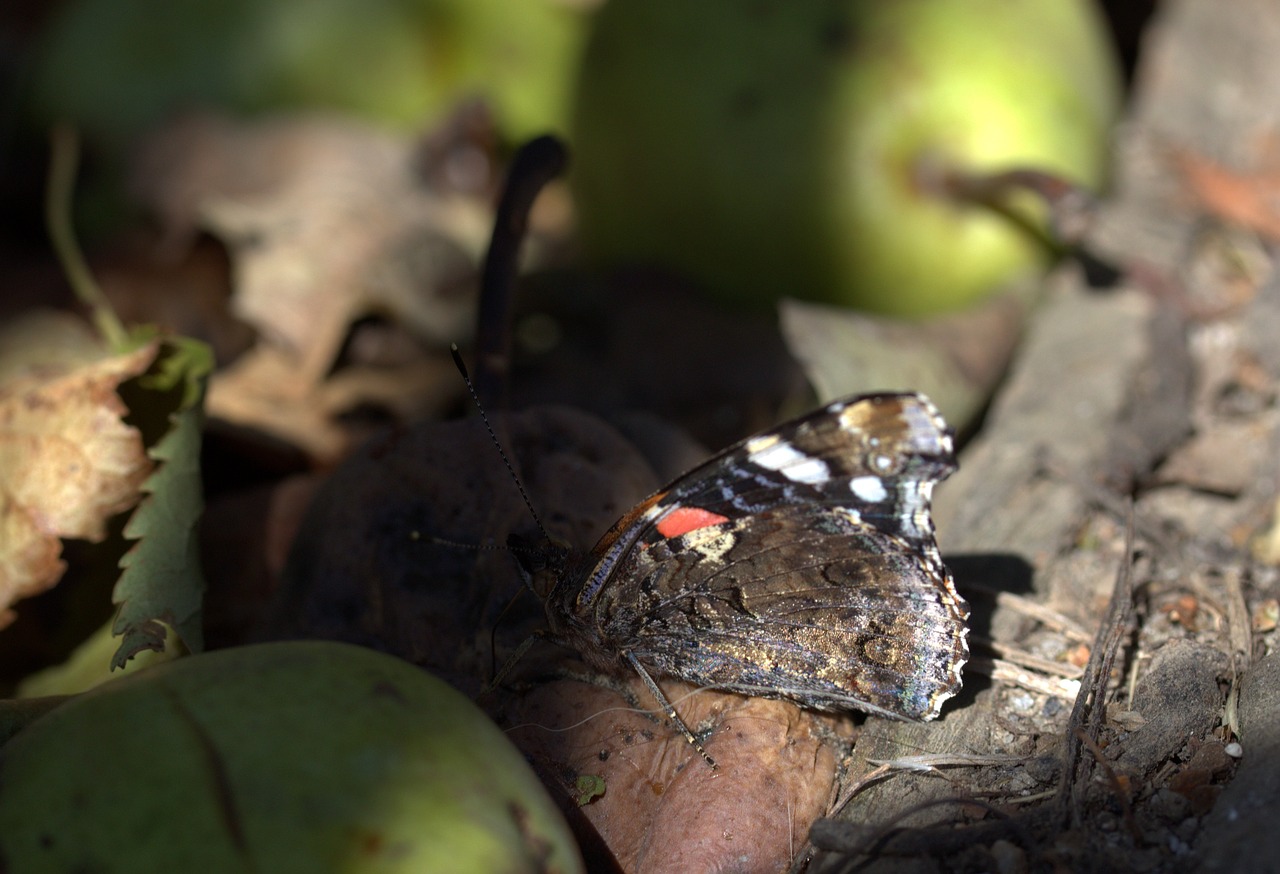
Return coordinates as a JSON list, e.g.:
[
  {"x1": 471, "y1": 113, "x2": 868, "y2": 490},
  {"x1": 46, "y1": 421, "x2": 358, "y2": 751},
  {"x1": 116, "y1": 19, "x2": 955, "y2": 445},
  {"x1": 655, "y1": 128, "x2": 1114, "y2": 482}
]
[{"x1": 656, "y1": 506, "x2": 731, "y2": 538}]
